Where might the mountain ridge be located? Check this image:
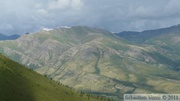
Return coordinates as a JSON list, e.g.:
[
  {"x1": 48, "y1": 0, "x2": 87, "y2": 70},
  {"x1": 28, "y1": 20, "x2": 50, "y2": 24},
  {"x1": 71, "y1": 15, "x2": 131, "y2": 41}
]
[
  {"x1": 0, "y1": 26, "x2": 180, "y2": 100},
  {"x1": 116, "y1": 24, "x2": 180, "y2": 43},
  {"x1": 0, "y1": 33, "x2": 20, "y2": 40}
]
